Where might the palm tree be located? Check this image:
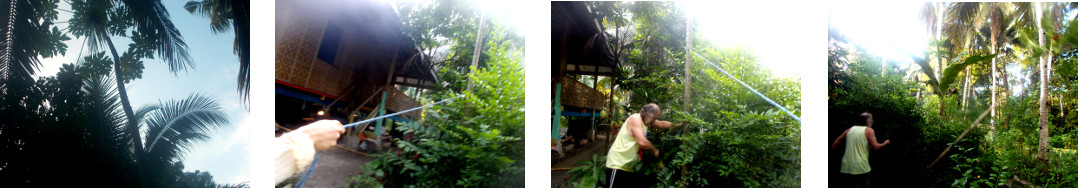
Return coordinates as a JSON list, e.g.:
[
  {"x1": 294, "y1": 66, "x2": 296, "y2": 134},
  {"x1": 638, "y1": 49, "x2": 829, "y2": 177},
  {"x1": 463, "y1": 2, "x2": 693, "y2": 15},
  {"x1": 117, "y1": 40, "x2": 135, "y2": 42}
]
[
  {"x1": 84, "y1": 72, "x2": 231, "y2": 186},
  {"x1": 184, "y1": 0, "x2": 250, "y2": 105},
  {"x1": 68, "y1": 0, "x2": 194, "y2": 185},
  {"x1": 82, "y1": 74, "x2": 140, "y2": 186},
  {"x1": 138, "y1": 94, "x2": 230, "y2": 186},
  {"x1": 1034, "y1": 2, "x2": 1050, "y2": 160}
]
